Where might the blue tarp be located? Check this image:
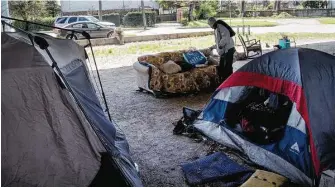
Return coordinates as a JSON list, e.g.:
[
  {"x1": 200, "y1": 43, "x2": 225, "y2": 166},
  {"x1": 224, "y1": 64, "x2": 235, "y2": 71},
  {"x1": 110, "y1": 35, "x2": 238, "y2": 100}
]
[{"x1": 181, "y1": 152, "x2": 253, "y2": 186}]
